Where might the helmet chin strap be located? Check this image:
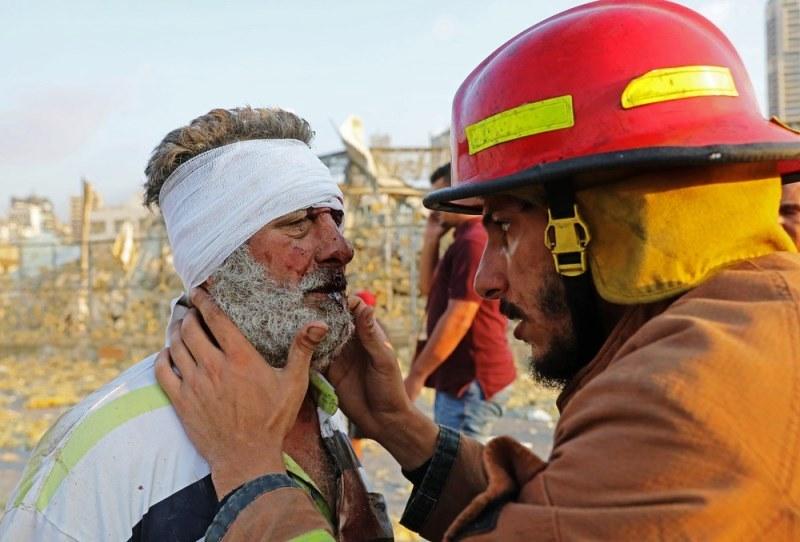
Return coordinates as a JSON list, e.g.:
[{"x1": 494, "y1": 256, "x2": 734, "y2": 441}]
[{"x1": 544, "y1": 181, "x2": 606, "y2": 371}]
